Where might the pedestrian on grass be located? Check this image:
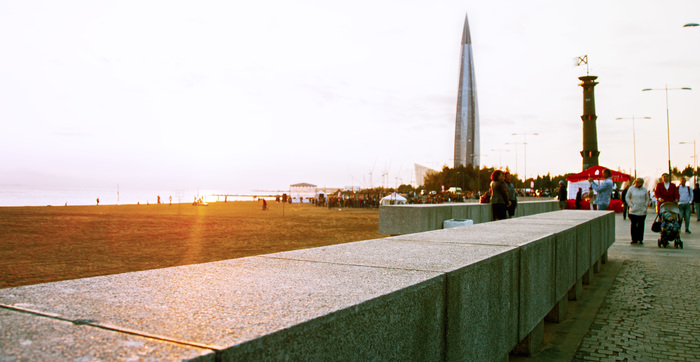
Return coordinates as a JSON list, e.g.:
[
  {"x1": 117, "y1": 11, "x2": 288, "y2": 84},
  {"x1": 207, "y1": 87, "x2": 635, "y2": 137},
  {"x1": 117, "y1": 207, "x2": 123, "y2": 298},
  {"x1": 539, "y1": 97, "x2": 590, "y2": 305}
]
[
  {"x1": 588, "y1": 168, "x2": 613, "y2": 210},
  {"x1": 557, "y1": 180, "x2": 567, "y2": 210},
  {"x1": 625, "y1": 178, "x2": 650, "y2": 245},
  {"x1": 262, "y1": 198, "x2": 268, "y2": 211},
  {"x1": 489, "y1": 170, "x2": 510, "y2": 221},
  {"x1": 678, "y1": 177, "x2": 692, "y2": 234}
]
